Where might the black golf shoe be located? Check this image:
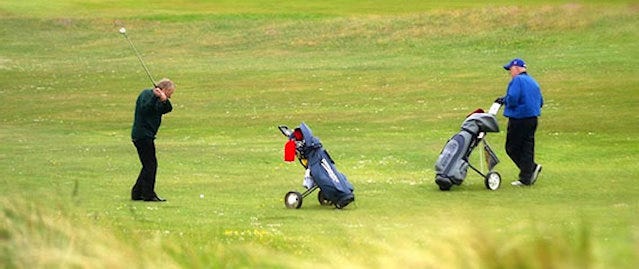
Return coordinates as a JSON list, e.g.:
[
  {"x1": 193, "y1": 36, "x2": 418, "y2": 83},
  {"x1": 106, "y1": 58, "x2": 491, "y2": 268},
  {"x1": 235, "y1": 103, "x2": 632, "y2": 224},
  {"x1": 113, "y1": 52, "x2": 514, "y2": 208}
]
[{"x1": 144, "y1": 196, "x2": 166, "y2": 202}]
